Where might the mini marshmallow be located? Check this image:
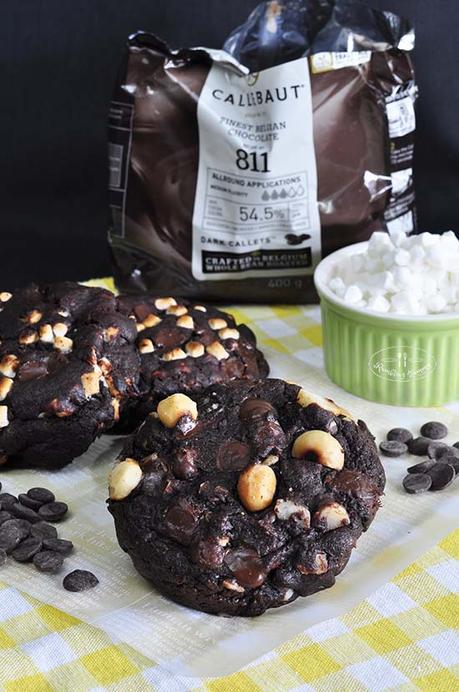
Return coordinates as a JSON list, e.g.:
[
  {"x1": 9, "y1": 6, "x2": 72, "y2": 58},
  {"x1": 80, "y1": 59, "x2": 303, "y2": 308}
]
[{"x1": 329, "y1": 230, "x2": 459, "y2": 316}]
